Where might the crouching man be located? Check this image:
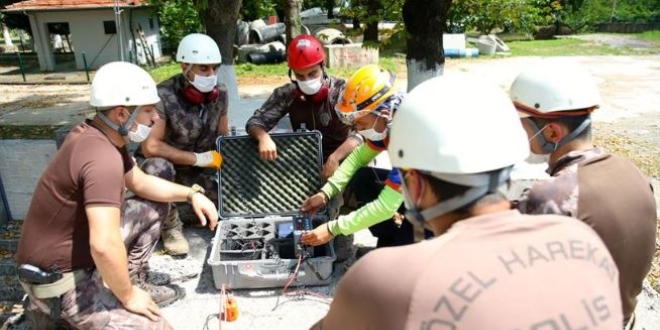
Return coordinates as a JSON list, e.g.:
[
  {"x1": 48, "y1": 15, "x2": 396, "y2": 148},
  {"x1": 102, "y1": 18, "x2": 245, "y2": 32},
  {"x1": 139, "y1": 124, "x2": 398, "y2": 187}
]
[{"x1": 16, "y1": 62, "x2": 218, "y2": 329}]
